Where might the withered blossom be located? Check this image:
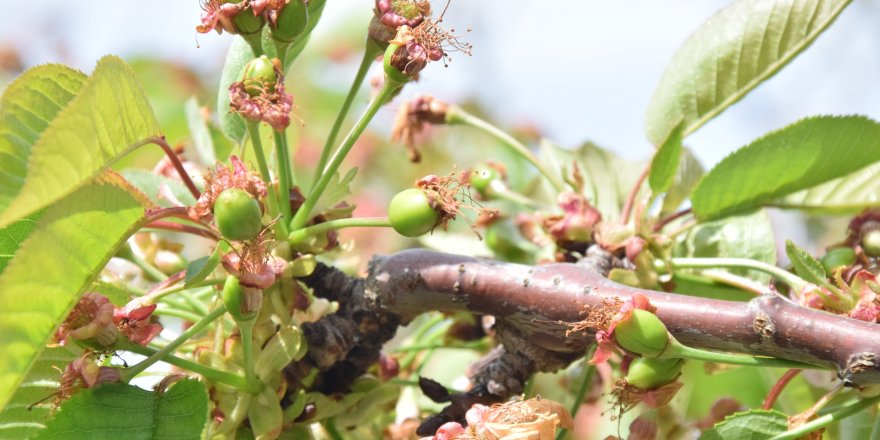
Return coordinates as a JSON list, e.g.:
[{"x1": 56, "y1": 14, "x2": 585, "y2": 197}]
[
  {"x1": 191, "y1": 155, "x2": 268, "y2": 222},
  {"x1": 391, "y1": 94, "x2": 449, "y2": 162}
]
